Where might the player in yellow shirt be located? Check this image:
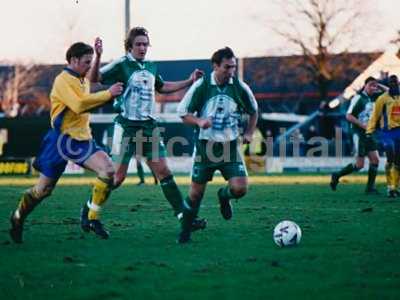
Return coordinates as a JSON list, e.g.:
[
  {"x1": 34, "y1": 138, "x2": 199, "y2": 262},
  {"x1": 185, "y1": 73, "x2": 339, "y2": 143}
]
[
  {"x1": 9, "y1": 40, "x2": 123, "y2": 243},
  {"x1": 366, "y1": 75, "x2": 400, "y2": 197}
]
